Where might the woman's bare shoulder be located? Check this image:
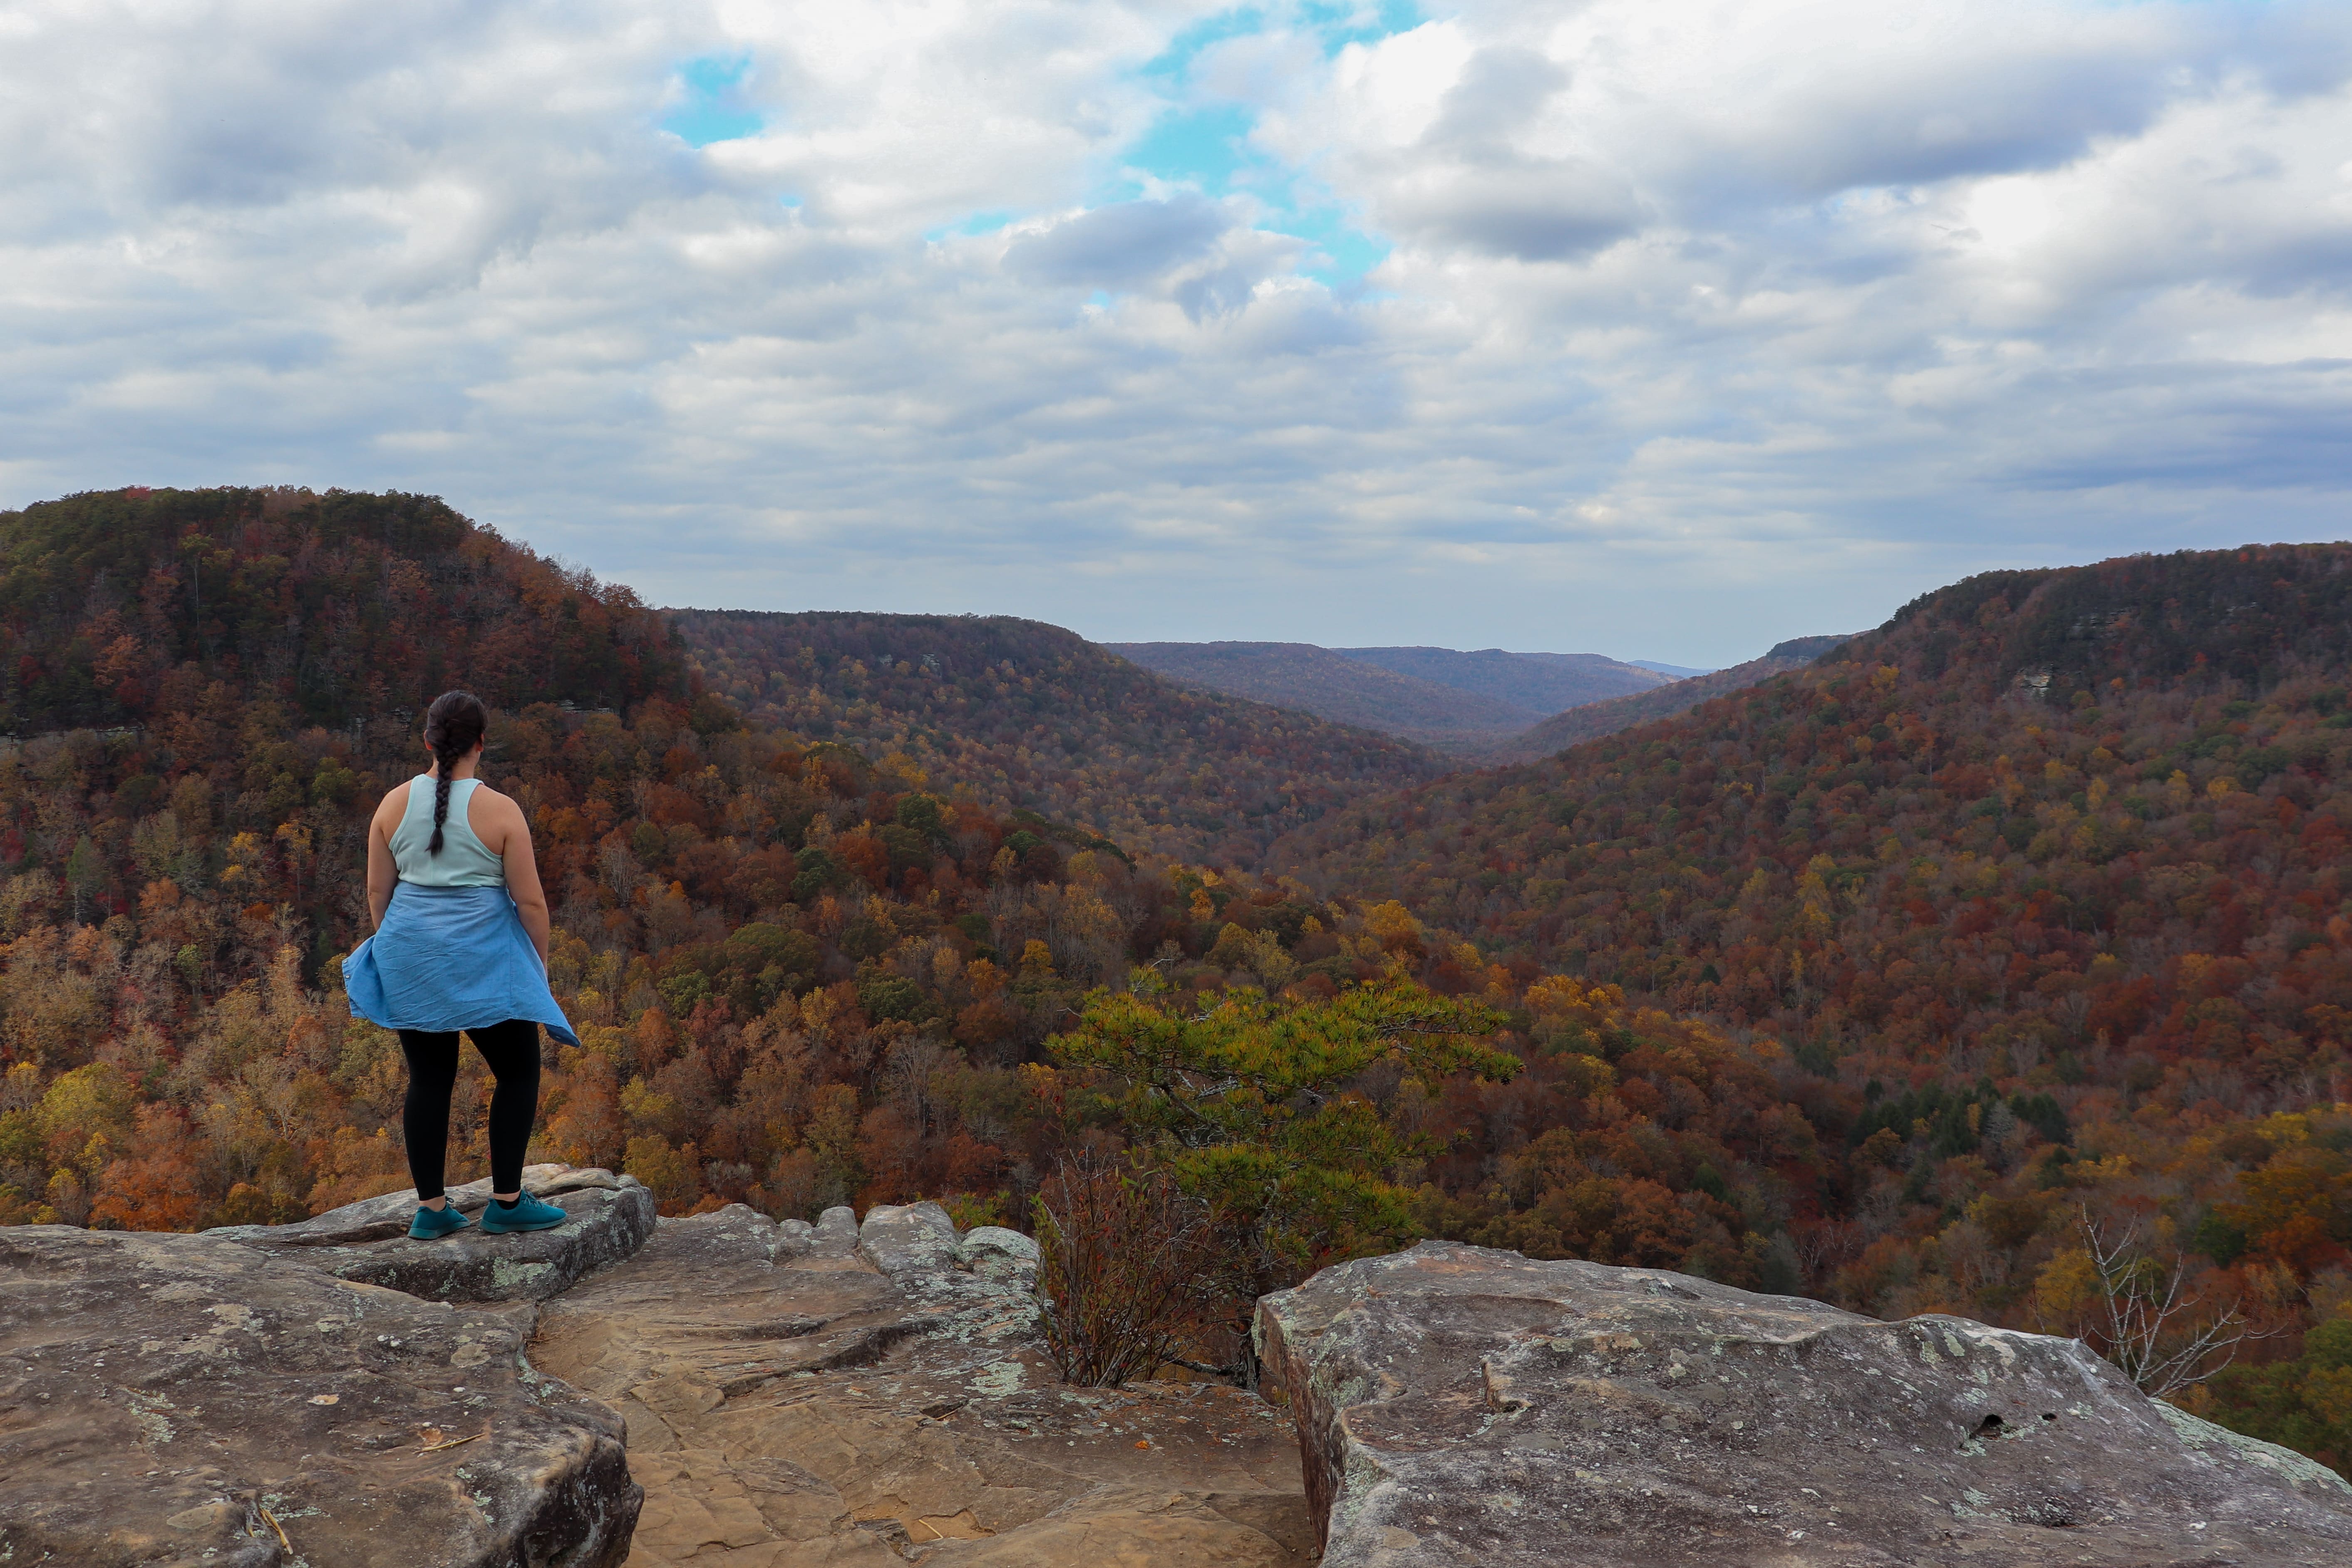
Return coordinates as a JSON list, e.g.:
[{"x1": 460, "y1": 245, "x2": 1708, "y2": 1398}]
[
  {"x1": 470, "y1": 780, "x2": 522, "y2": 810},
  {"x1": 375, "y1": 778, "x2": 413, "y2": 824},
  {"x1": 468, "y1": 782, "x2": 529, "y2": 829}
]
